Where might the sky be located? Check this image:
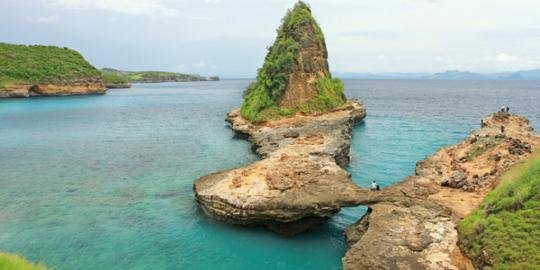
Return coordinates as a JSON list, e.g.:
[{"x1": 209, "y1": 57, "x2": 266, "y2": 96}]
[{"x1": 1, "y1": 0, "x2": 540, "y2": 78}]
